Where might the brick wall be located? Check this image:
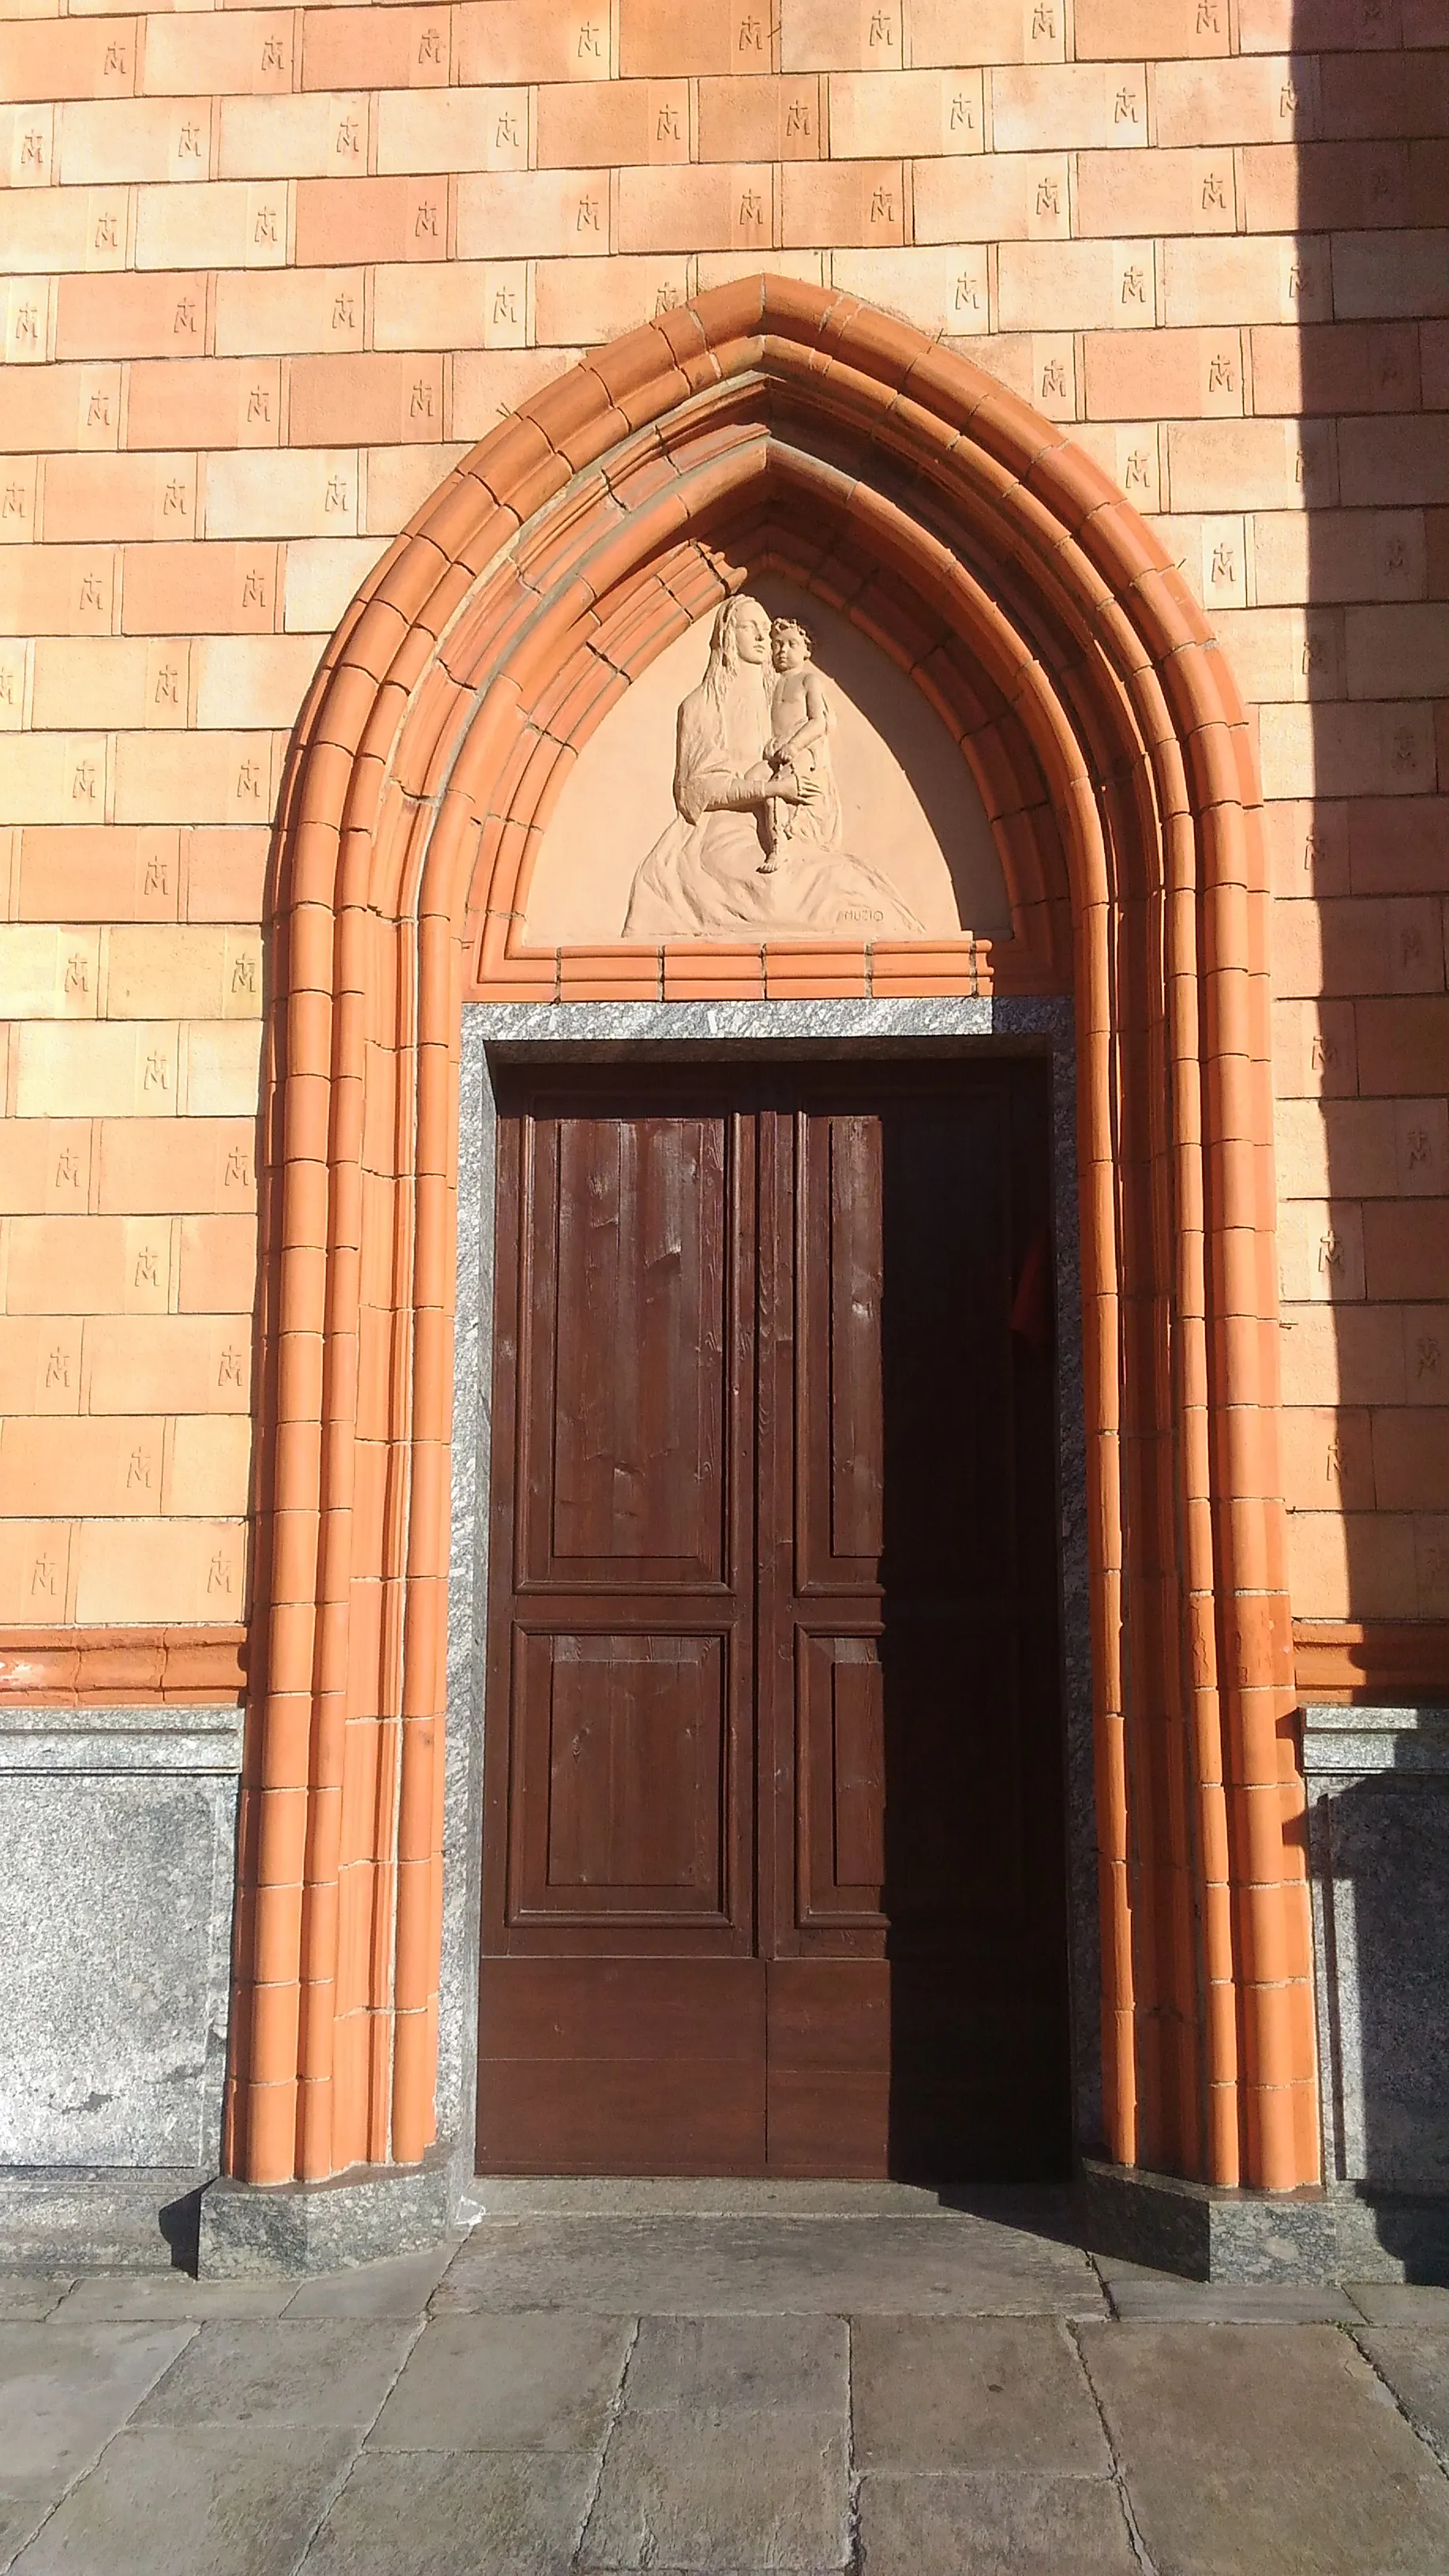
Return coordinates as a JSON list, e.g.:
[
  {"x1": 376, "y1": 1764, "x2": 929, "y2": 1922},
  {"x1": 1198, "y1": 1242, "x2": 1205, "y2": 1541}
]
[{"x1": 2, "y1": 0, "x2": 1447, "y2": 1638}]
